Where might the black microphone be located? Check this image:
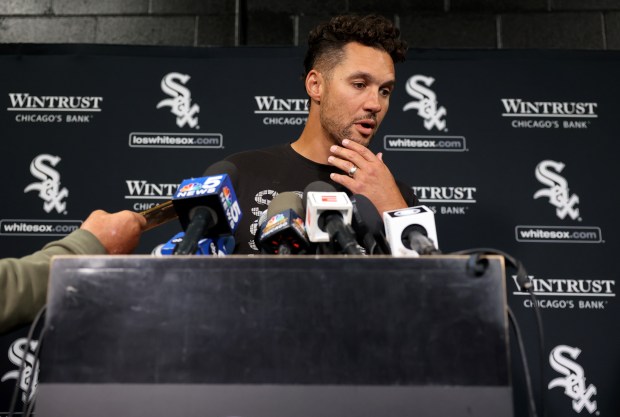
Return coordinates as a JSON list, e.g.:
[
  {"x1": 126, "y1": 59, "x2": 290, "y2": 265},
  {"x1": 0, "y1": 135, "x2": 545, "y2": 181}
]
[
  {"x1": 256, "y1": 192, "x2": 309, "y2": 255},
  {"x1": 350, "y1": 194, "x2": 391, "y2": 255},
  {"x1": 303, "y1": 181, "x2": 362, "y2": 255},
  {"x1": 403, "y1": 224, "x2": 439, "y2": 255},
  {"x1": 172, "y1": 161, "x2": 242, "y2": 255}
]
